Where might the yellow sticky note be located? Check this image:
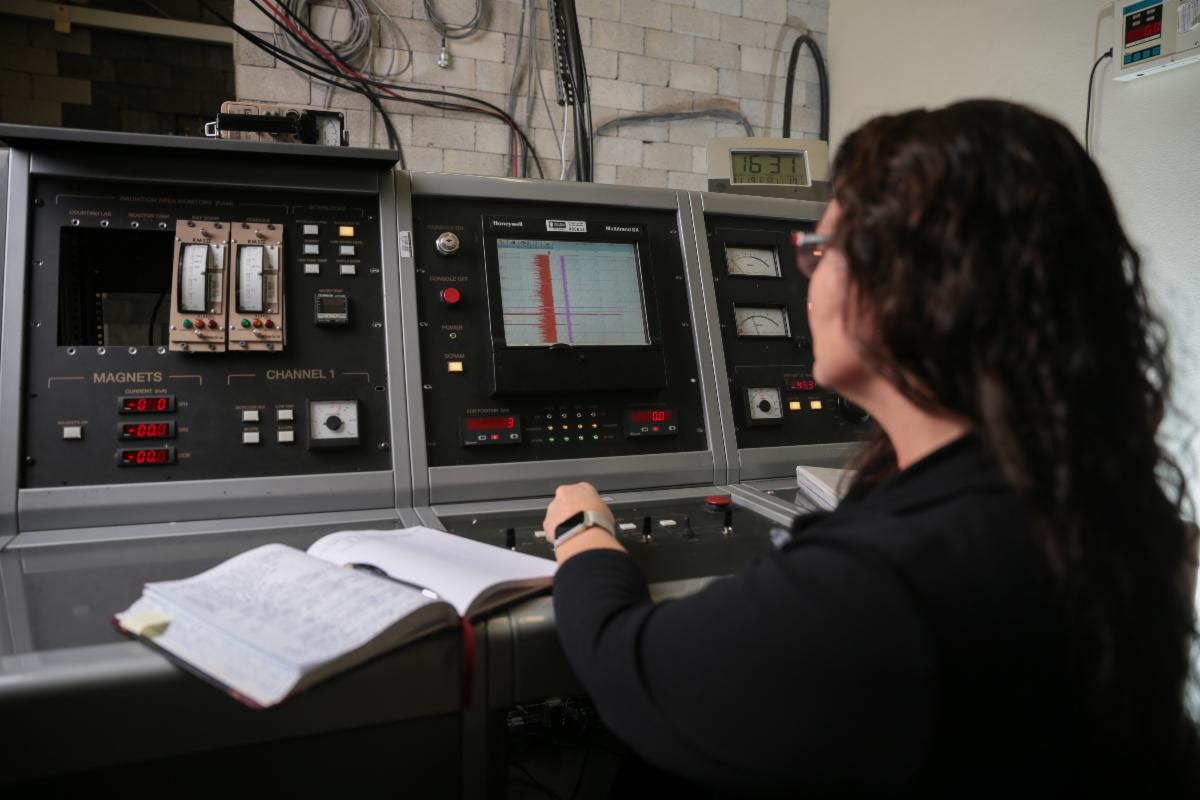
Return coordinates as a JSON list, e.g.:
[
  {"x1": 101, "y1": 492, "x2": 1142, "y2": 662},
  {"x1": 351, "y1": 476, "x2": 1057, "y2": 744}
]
[{"x1": 120, "y1": 608, "x2": 173, "y2": 638}]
